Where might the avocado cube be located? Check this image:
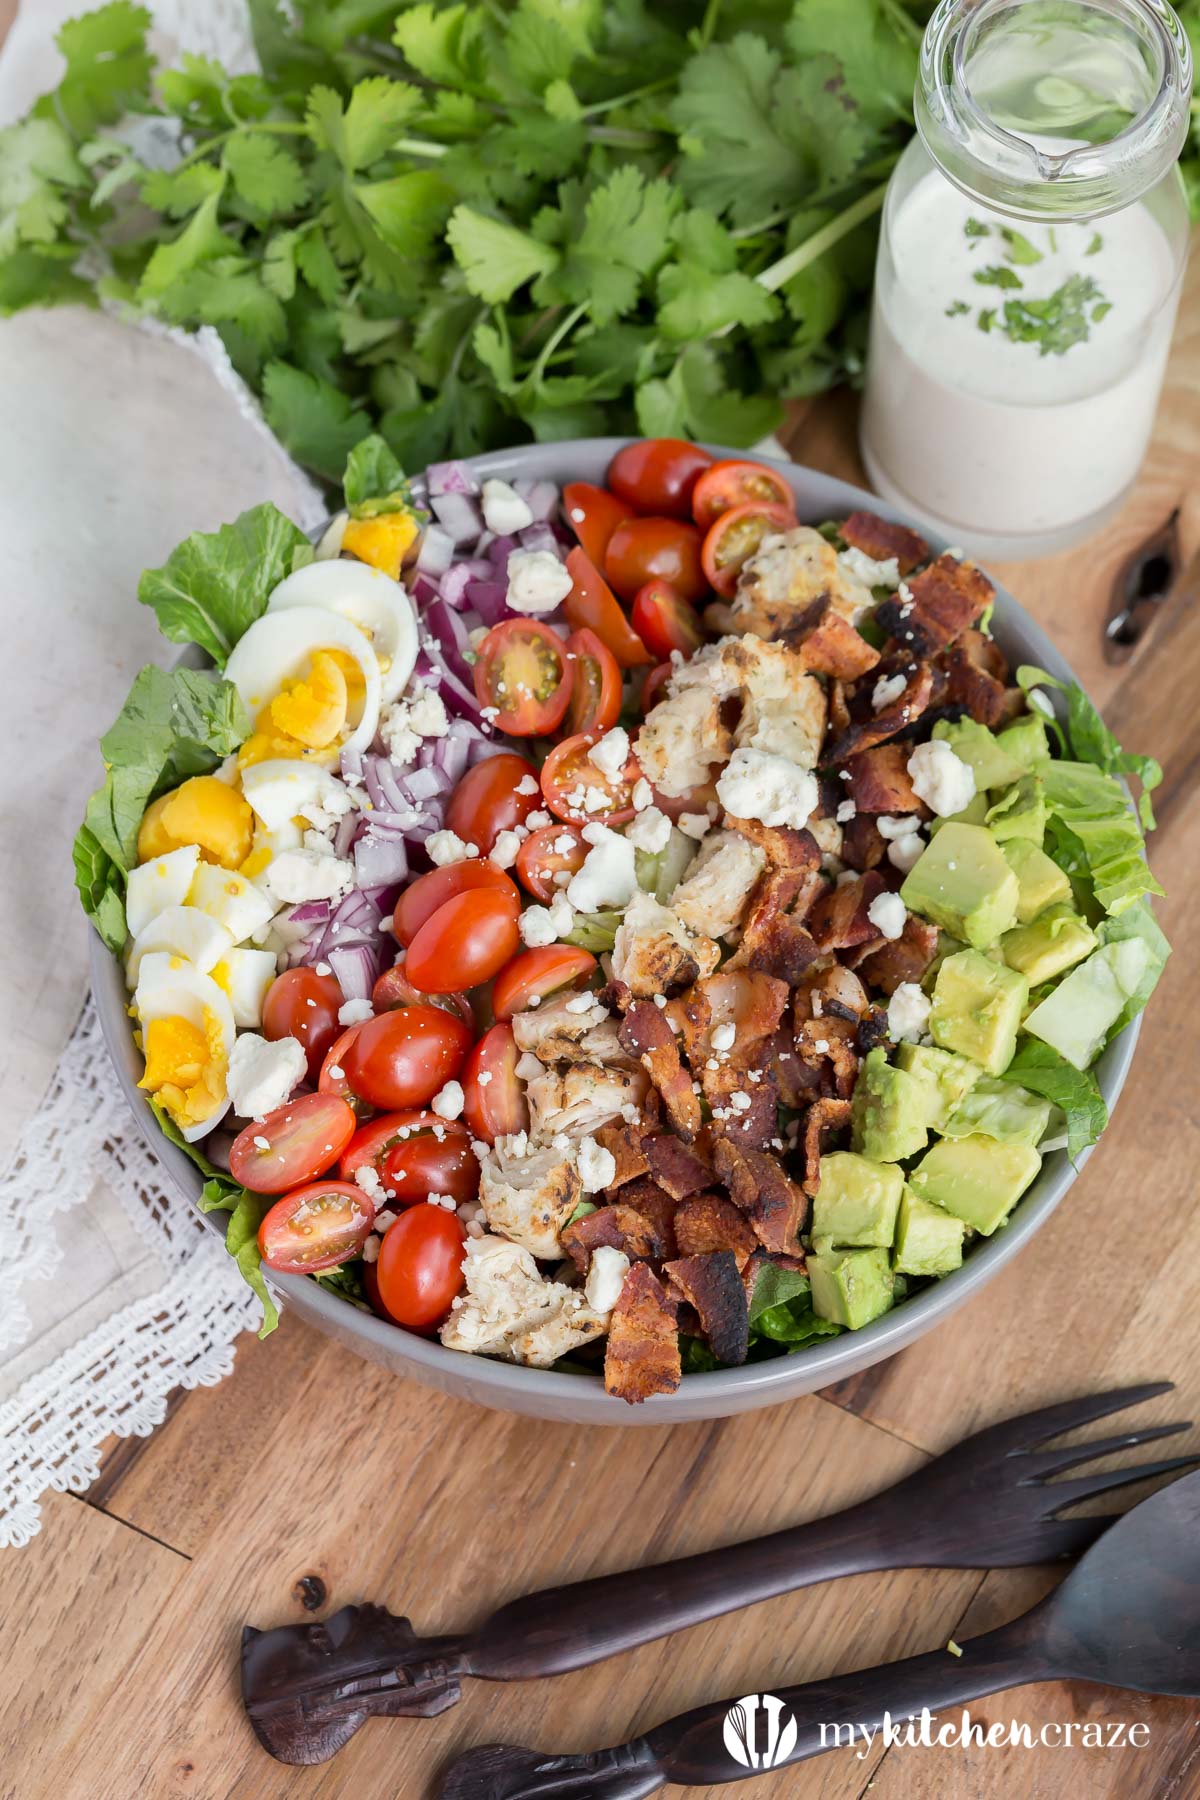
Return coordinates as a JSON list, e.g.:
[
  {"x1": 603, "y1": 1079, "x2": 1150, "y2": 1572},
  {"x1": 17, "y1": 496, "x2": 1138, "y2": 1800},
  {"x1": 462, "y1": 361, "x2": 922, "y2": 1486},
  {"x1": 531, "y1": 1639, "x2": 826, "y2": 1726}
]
[
  {"x1": 812, "y1": 1151, "x2": 904, "y2": 1247},
  {"x1": 942, "y1": 1076, "x2": 1052, "y2": 1147},
  {"x1": 809, "y1": 1247, "x2": 895, "y2": 1329},
  {"x1": 996, "y1": 713, "x2": 1050, "y2": 771},
  {"x1": 1000, "y1": 838, "x2": 1072, "y2": 923},
  {"x1": 928, "y1": 791, "x2": 990, "y2": 837},
  {"x1": 850, "y1": 1048, "x2": 929, "y2": 1162},
  {"x1": 1001, "y1": 905, "x2": 1097, "y2": 985},
  {"x1": 933, "y1": 718, "x2": 1025, "y2": 789},
  {"x1": 894, "y1": 1043, "x2": 981, "y2": 1128},
  {"x1": 985, "y1": 774, "x2": 1047, "y2": 845},
  {"x1": 893, "y1": 1186, "x2": 966, "y2": 1277},
  {"x1": 930, "y1": 948, "x2": 1028, "y2": 1075},
  {"x1": 908, "y1": 1134, "x2": 1041, "y2": 1235},
  {"x1": 901, "y1": 824, "x2": 1019, "y2": 949}
]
